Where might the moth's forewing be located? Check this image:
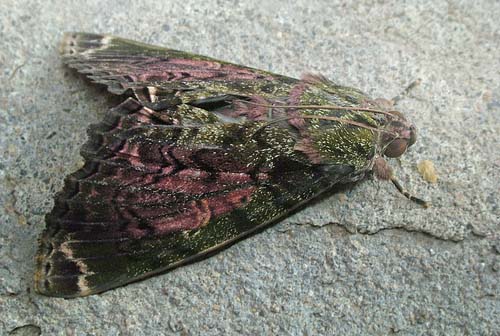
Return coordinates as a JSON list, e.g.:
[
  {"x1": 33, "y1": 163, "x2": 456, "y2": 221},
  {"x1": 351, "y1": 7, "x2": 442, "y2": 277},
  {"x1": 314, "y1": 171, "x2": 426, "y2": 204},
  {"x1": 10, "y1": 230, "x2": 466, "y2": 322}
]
[{"x1": 59, "y1": 32, "x2": 296, "y2": 97}]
